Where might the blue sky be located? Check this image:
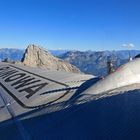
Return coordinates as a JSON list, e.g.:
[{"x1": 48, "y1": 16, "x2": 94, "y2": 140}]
[{"x1": 0, "y1": 0, "x2": 140, "y2": 50}]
